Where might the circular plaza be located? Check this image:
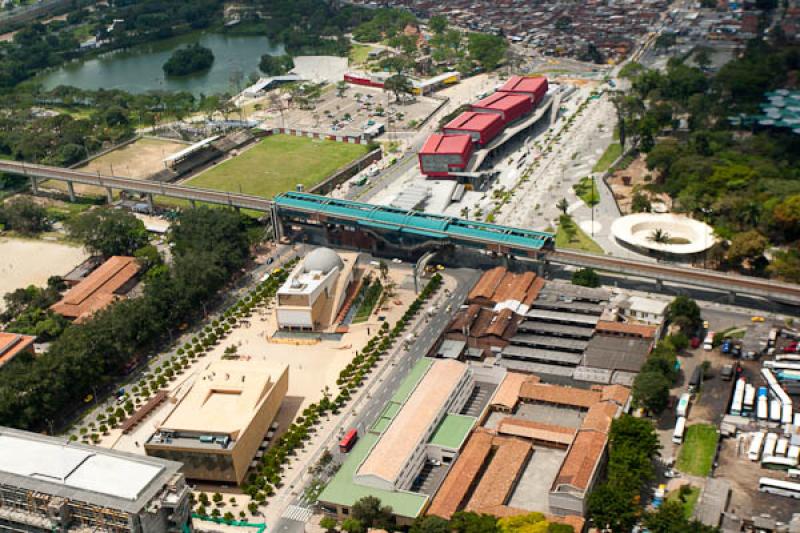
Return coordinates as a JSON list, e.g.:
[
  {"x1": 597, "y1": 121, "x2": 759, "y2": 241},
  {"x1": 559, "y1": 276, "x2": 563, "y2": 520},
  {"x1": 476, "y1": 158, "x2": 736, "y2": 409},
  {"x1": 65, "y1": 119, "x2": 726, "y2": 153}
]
[{"x1": 610, "y1": 213, "x2": 715, "y2": 260}]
